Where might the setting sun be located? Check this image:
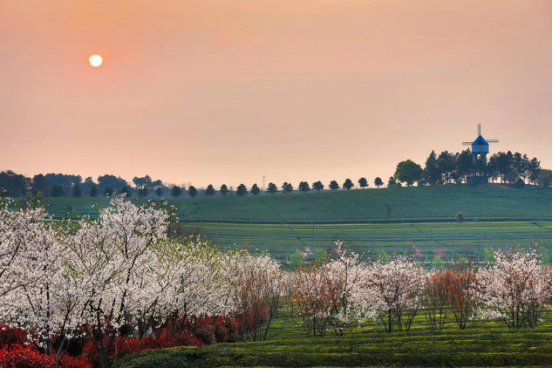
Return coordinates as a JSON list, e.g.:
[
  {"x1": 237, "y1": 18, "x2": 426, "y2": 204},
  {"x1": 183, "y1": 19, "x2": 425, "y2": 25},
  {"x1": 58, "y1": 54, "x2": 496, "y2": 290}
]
[{"x1": 89, "y1": 54, "x2": 103, "y2": 67}]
